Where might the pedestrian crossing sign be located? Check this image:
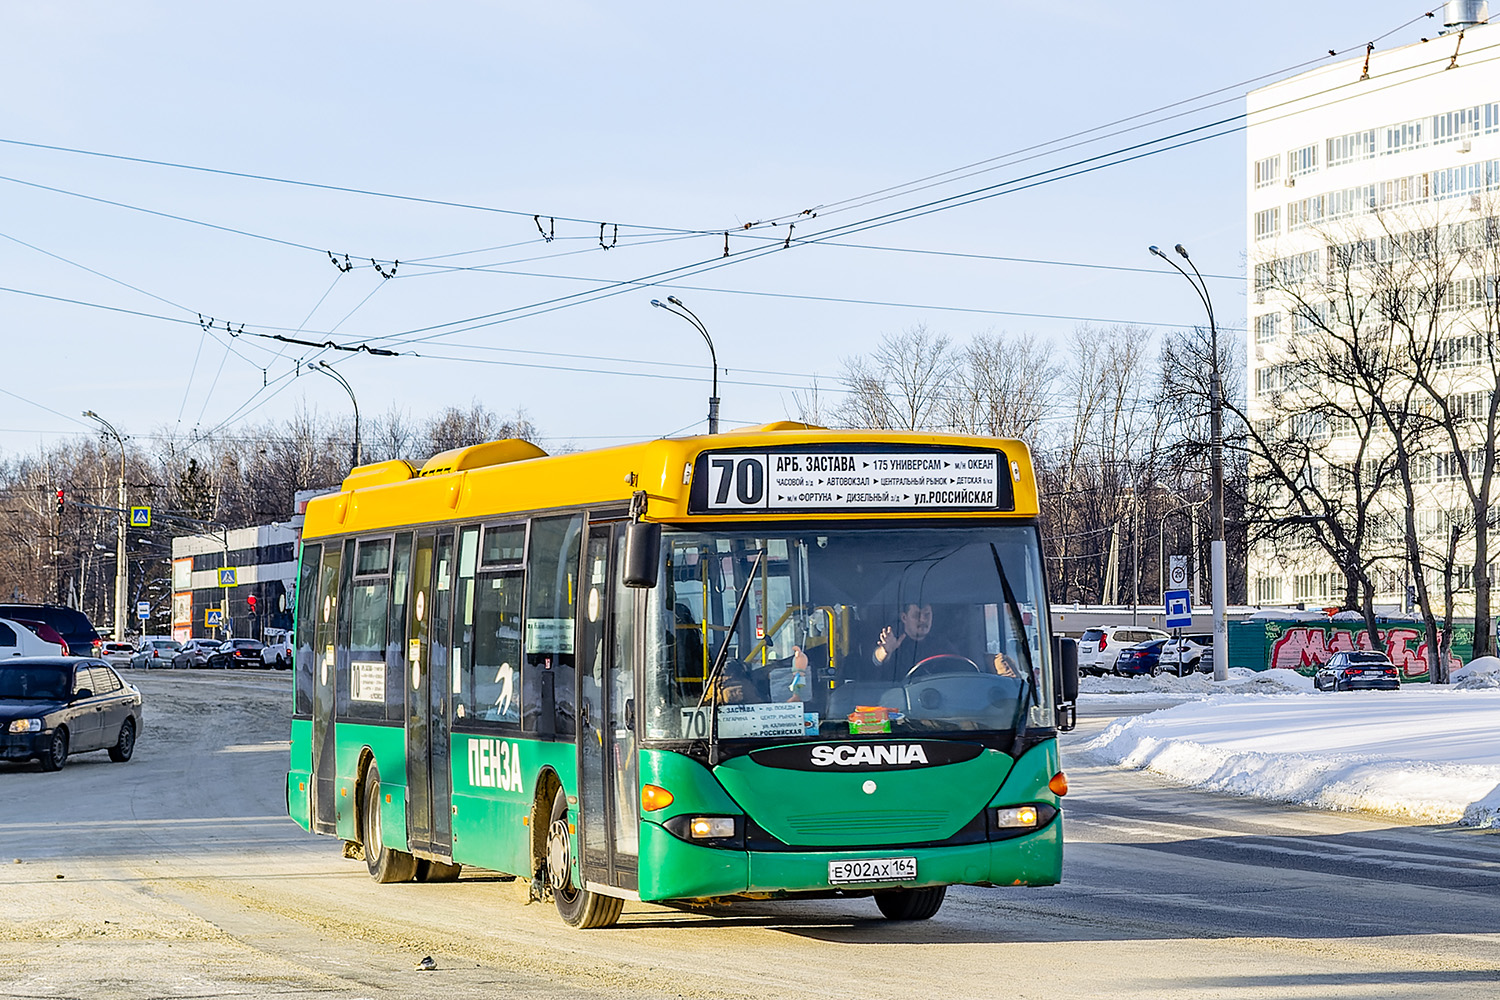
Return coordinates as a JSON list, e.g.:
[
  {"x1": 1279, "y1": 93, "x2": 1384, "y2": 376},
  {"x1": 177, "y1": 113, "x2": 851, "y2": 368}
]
[
  {"x1": 219, "y1": 567, "x2": 238, "y2": 587},
  {"x1": 130, "y1": 506, "x2": 151, "y2": 527},
  {"x1": 205, "y1": 609, "x2": 224, "y2": 627}
]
